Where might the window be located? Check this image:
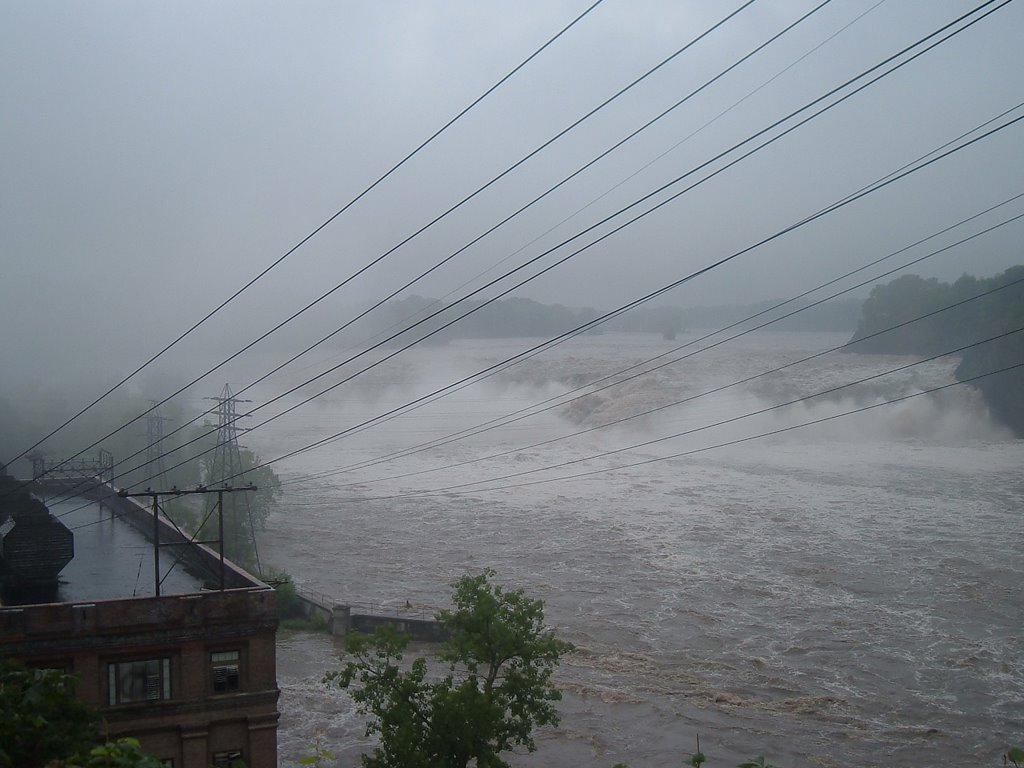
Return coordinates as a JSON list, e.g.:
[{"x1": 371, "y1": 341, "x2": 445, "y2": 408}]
[
  {"x1": 210, "y1": 650, "x2": 240, "y2": 693},
  {"x1": 211, "y1": 750, "x2": 243, "y2": 768},
  {"x1": 107, "y1": 658, "x2": 171, "y2": 705}
]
